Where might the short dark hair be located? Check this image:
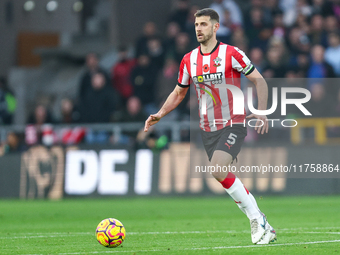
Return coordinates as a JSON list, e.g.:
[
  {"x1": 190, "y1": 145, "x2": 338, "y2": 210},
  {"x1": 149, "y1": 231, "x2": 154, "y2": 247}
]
[
  {"x1": 194, "y1": 8, "x2": 219, "y2": 23},
  {"x1": 329, "y1": 32, "x2": 340, "y2": 38}
]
